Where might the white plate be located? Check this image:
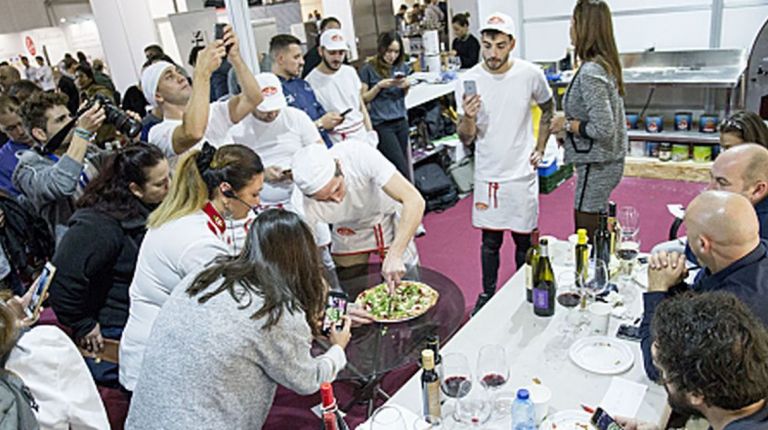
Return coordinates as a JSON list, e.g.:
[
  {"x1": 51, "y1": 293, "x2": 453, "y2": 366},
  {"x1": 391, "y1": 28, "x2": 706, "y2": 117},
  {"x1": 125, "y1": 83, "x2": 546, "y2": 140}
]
[
  {"x1": 539, "y1": 410, "x2": 594, "y2": 430},
  {"x1": 569, "y1": 336, "x2": 635, "y2": 375}
]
